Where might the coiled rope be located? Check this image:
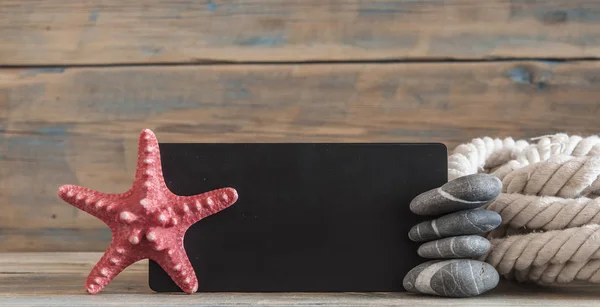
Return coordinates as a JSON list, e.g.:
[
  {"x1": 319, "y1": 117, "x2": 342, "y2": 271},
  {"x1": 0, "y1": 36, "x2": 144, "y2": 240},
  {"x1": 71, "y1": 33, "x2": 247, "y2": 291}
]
[{"x1": 448, "y1": 134, "x2": 600, "y2": 284}]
